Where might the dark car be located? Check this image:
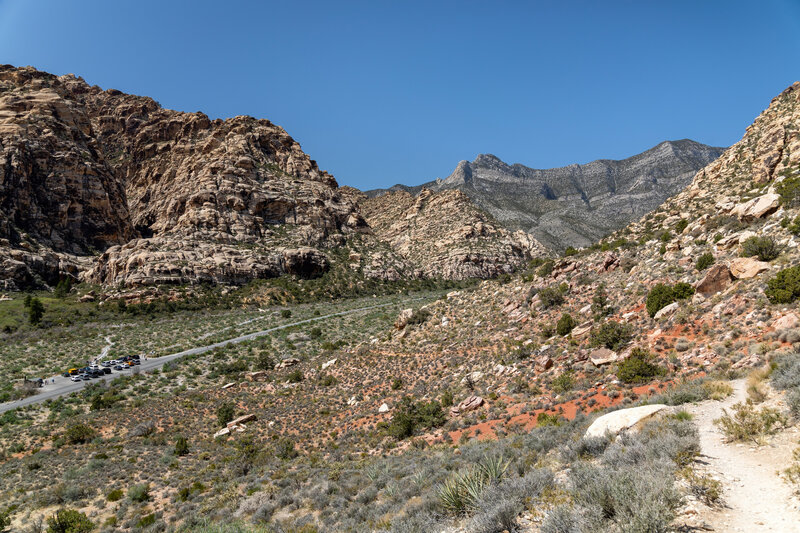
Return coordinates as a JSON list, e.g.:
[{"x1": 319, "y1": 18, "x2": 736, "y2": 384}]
[
  {"x1": 81, "y1": 375, "x2": 92, "y2": 381},
  {"x1": 101, "y1": 368, "x2": 111, "y2": 375},
  {"x1": 131, "y1": 359, "x2": 140, "y2": 366},
  {"x1": 113, "y1": 364, "x2": 126, "y2": 371}
]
